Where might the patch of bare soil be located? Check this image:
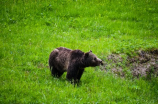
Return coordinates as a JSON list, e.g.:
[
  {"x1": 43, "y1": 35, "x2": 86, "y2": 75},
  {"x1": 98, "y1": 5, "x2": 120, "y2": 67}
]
[{"x1": 102, "y1": 49, "x2": 158, "y2": 78}]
